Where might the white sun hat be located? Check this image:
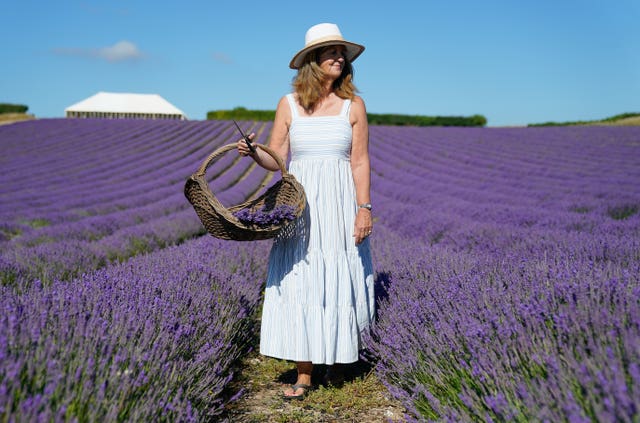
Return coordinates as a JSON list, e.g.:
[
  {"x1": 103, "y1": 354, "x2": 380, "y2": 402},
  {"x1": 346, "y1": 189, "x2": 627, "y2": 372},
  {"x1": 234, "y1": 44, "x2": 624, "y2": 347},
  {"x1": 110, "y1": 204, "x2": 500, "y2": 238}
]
[{"x1": 289, "y1": 23, "x2": 365, "y2": 69}]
